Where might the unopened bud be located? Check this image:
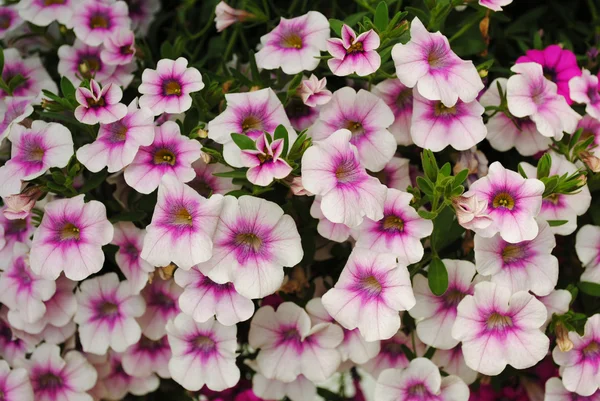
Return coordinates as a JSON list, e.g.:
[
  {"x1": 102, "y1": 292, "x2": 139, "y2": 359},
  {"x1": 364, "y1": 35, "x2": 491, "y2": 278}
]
[
  {"x1": 249, "y1": 85, "x2": 261, "y2": 92},
  {"x1": 555, "y1": 322, "x2": 574, "y2": 352},
  {"x1": 200, "y1": 150, "x2": 212, "y2": 164},
  {"x1": 581, "y1": 151, "x2": 600, "y2": 173}
]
